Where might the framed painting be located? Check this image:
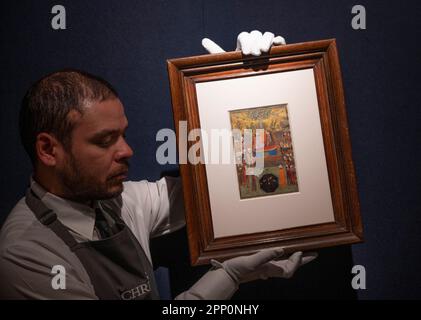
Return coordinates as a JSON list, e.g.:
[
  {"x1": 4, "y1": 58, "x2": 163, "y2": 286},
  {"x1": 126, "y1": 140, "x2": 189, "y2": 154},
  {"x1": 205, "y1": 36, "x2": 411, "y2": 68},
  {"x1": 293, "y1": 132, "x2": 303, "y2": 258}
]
[{"x1": 167, "y1": 39, "x2": 363, "y2": 265}]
